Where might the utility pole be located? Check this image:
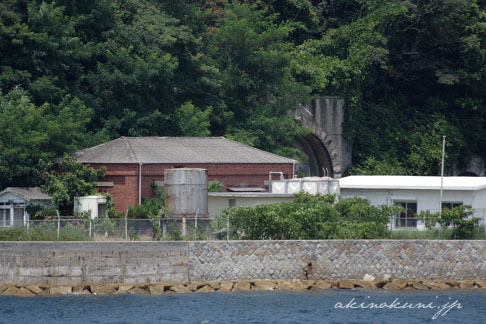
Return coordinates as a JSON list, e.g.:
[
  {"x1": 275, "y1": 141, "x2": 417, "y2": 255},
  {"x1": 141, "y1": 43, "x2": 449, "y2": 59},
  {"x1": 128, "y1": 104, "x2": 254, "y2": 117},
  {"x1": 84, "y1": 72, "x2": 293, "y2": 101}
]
[{"x1": 438, "y1": 135, "x2": 446, "y2": 236}]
